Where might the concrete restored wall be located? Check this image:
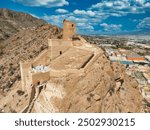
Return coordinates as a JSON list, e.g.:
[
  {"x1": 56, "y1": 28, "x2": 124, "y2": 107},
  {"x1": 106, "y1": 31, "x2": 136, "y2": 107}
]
[{"x1": 63, "y1": 20, "x2": 76, "y2": 40}]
